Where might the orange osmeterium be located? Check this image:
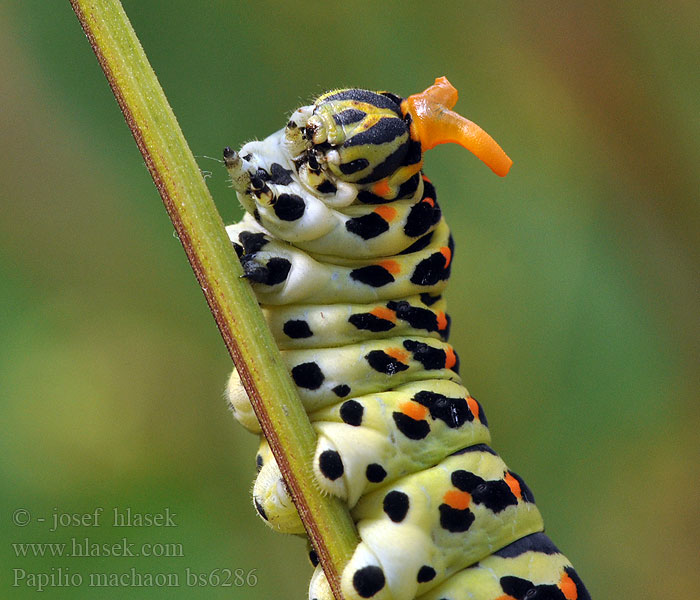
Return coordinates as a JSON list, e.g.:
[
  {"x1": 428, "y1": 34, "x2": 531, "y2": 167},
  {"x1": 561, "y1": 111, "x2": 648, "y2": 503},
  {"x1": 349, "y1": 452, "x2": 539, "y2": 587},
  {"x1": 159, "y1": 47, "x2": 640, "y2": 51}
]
[{"x1": 402, "y1": 76, "x2": 513, "y2": 177}]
